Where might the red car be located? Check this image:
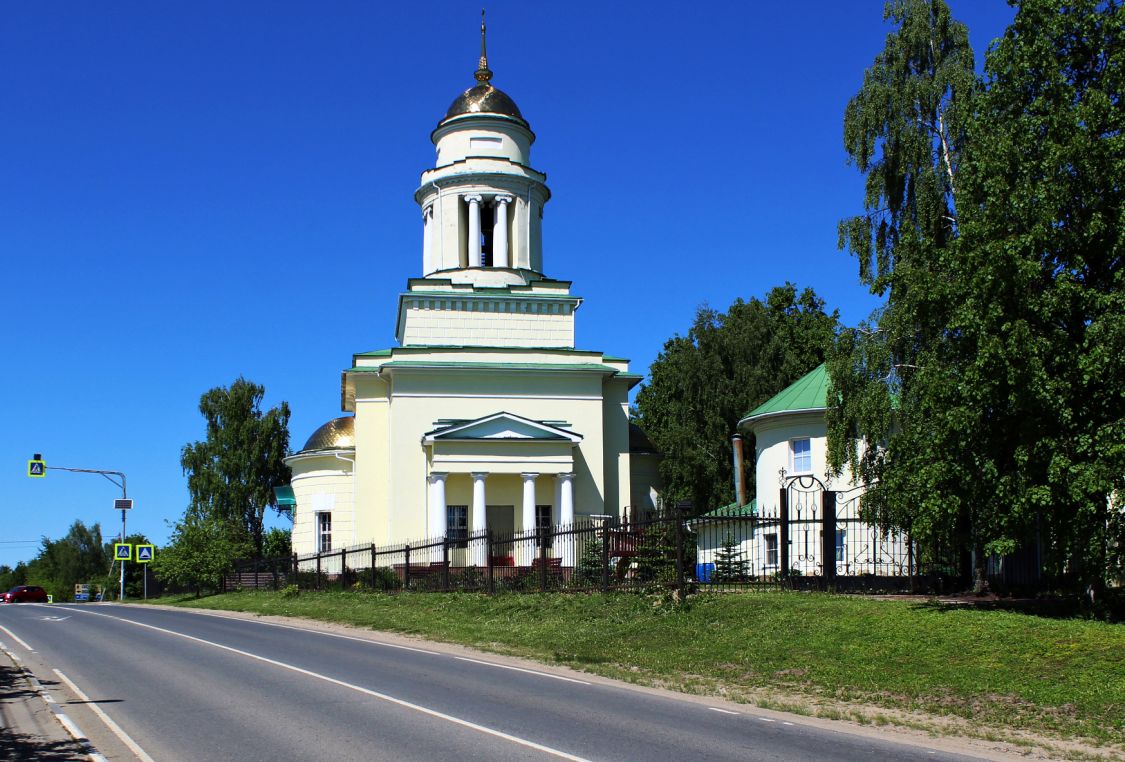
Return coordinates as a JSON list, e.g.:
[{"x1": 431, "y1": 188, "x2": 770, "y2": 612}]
[{"x1": 3, "y1": 585, "x2": 49, "y2": 603}]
